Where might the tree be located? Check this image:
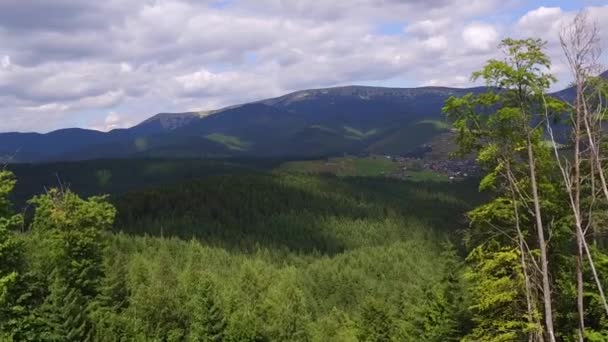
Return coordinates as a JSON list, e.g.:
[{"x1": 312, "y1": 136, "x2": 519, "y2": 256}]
[
  {"x1": 358, "y1": 298, "x2": 393, "y2": 342},
  {"x1": 0, "y1": 170, "x2": 26, "y2": 338},
  {"x1": 36, "y1": 274, "x2": 92, "y2": 342},
  {"x1": 24, "y1": 188, "x2": 116, "y2": 340},
  {"x1": 444, "y1": 38, "x2": 561, "y2": 341},
  {"x1": 29, "y1": 188, "x2": 116, "y2": 298},
  {"x1": 188, "y1": 278, "x2": 227, "y2": 342},
  {"x1": 553, "y1": 12, "x2": 608, "y2": 341},
  {"x1": 463, "y1": 243, "x2": 534, "y2": 342},
  {"x1": 263, "y1": 268, "x2": 311, "y2": 342},
  {"x1": 310, "y1": 308, "x2": 358, "y2": 342}
]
